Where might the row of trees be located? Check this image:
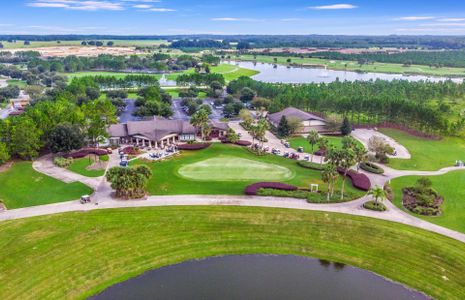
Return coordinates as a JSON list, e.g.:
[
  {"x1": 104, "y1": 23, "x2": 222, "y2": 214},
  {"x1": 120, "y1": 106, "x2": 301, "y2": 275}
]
[{"x1": 228, "y1": 77, "x2": 465, "y2": 135}]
